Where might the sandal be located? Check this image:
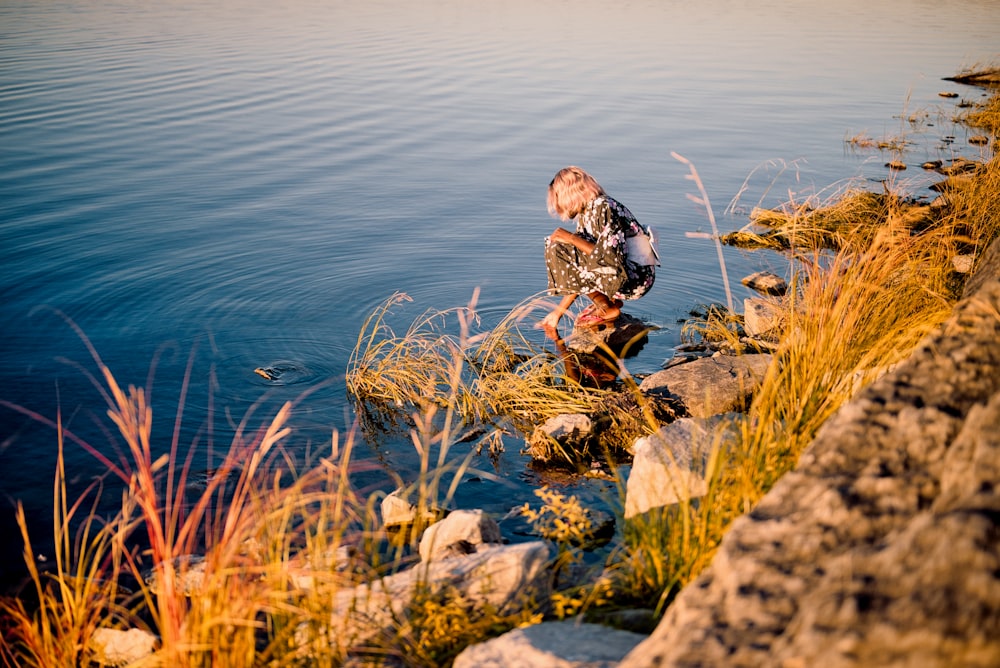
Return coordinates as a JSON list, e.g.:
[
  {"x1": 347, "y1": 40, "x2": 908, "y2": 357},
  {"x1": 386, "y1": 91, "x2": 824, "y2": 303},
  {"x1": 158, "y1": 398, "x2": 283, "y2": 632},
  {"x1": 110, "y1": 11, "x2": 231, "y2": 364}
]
[{"x1": 575, "y1": 311, "x2": 618, "y2": 328}]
